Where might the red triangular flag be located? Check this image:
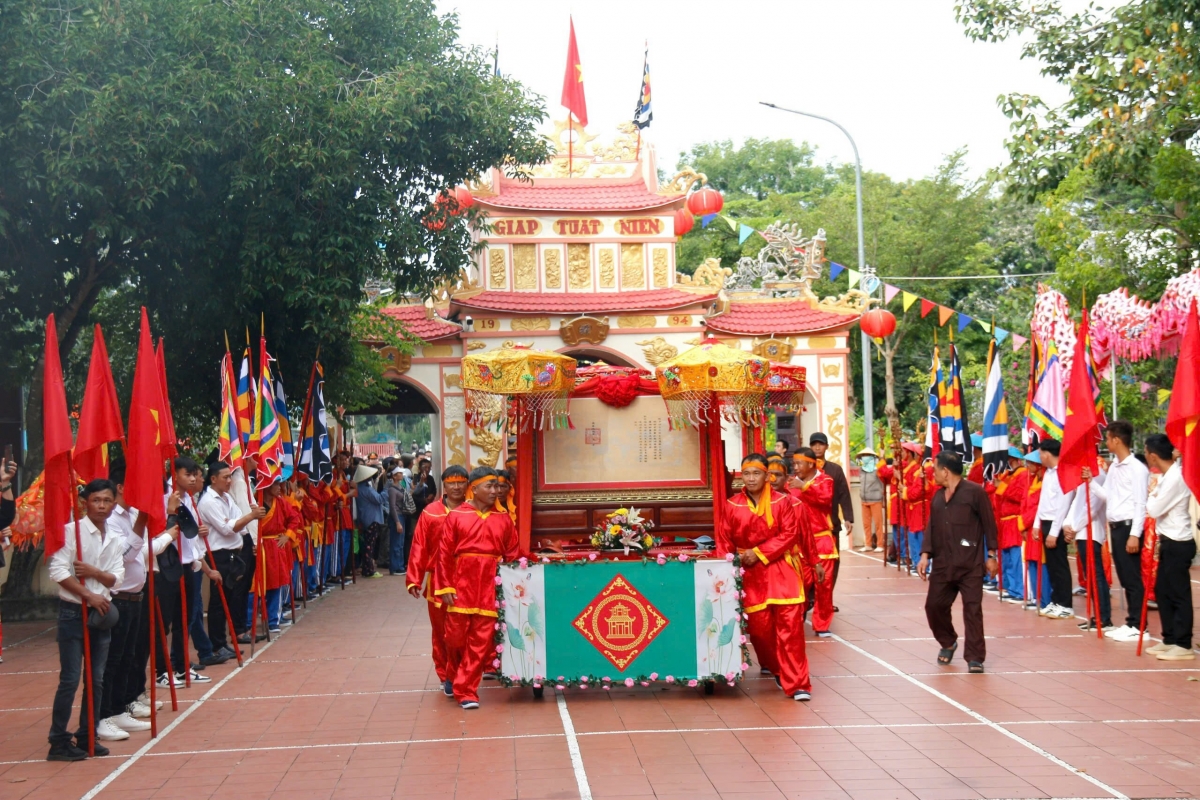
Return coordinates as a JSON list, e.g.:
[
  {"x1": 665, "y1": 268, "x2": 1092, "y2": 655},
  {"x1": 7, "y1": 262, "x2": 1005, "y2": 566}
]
[
  {"x1": 561, "y1": 18, "x2": 588, "y2": 126},
  {"x1": 42, "y1": 315, "x2": 74, "y2": 556},
  {"x1": 124, "y1": 308, "x2": 167, "y2": 535},
  {"x1": 74, "y1": 325, "x2": 125, "y2": 483},
  {"x1": 155, "y1": 339, "x2": 179, "y2": 461},
  {"x1": 938, "y1": 306, "x2": 954, "y2": 327},
  {"x1": 1166, "y1": 298, "x2": 1200, "y2": 498},
  {"x1": 920, "y1": 298, "x2": 936, "y2": 319},
  {"x1": 1058, "y1": 309, "x2": 1101, "y2": 493}
]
